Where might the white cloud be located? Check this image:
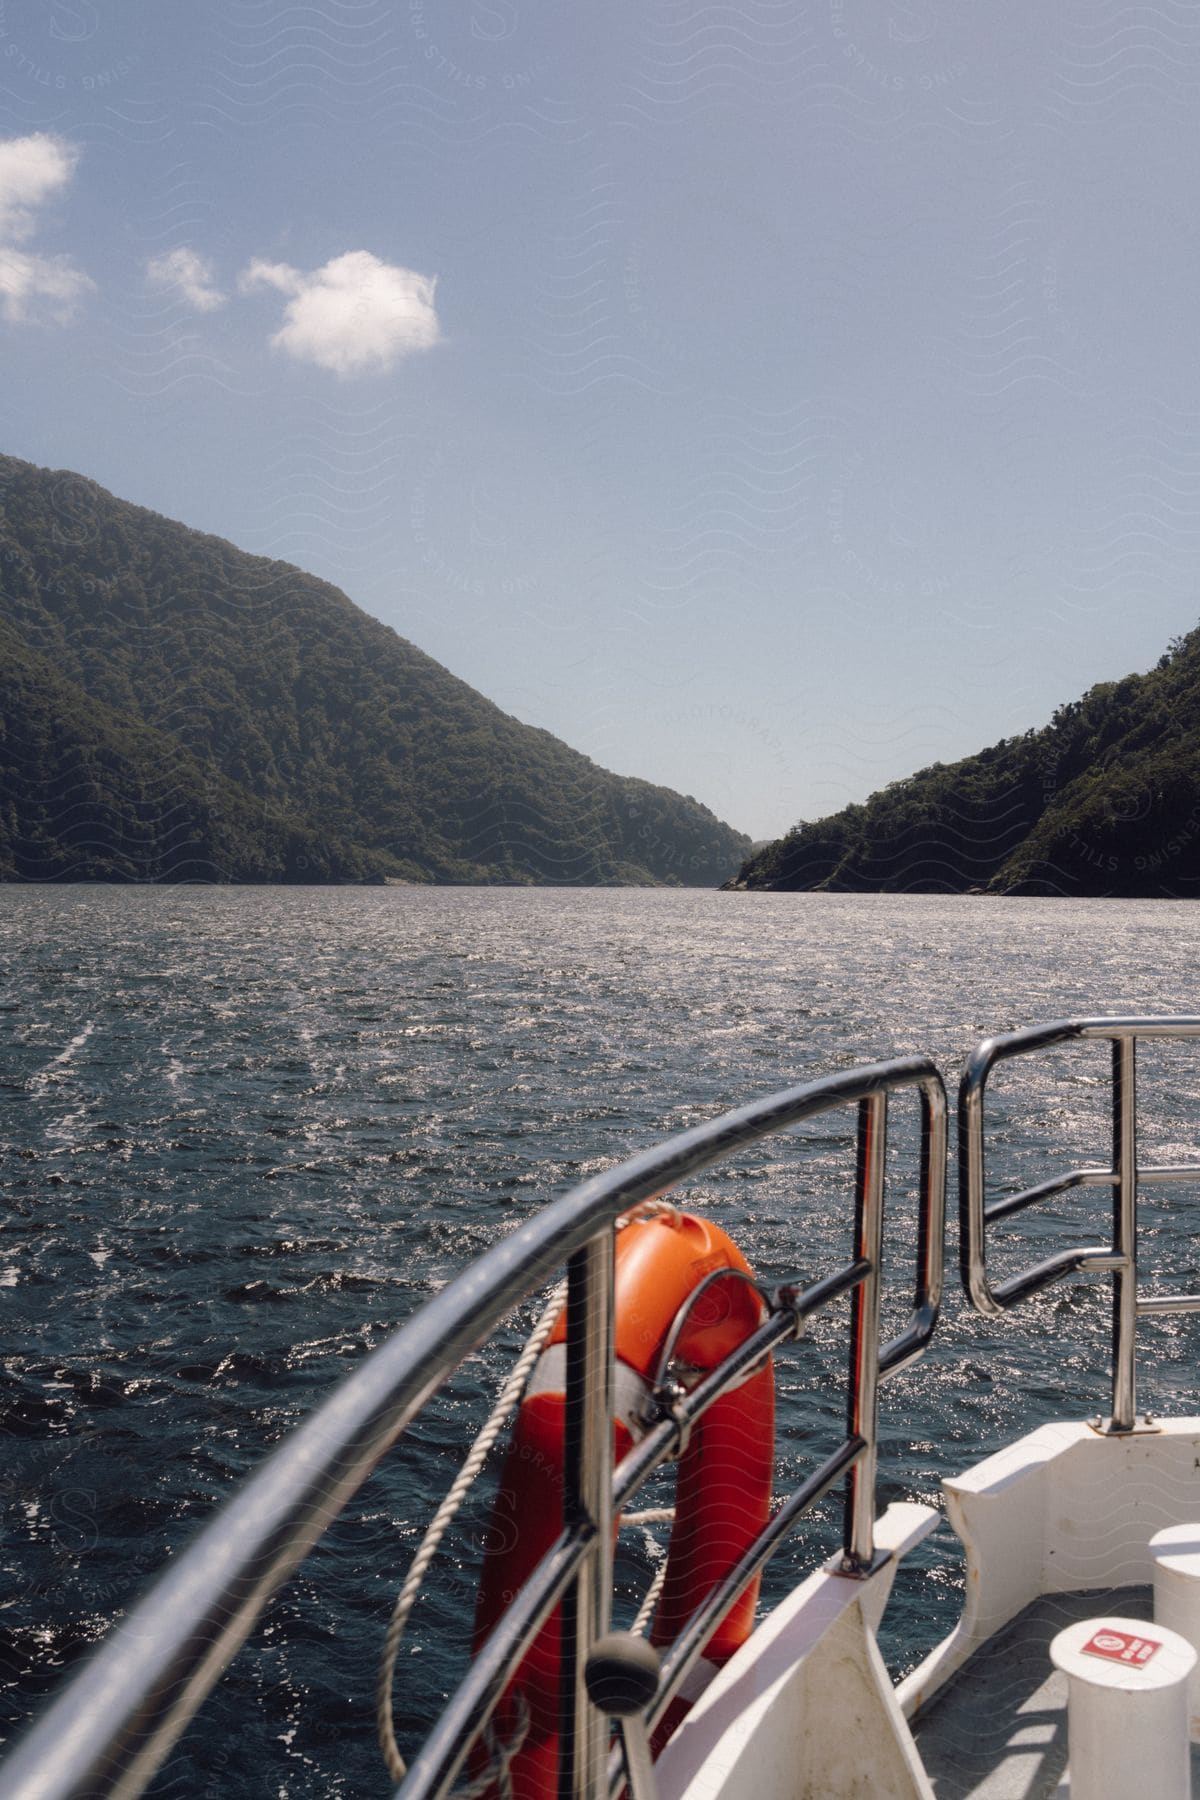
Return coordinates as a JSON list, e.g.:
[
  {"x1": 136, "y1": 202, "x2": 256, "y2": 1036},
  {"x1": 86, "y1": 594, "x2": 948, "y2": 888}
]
[
  {"x1": 146, "y1": 246, "x2": 225, "y2": 312},
  {"x1": 0, "y1": 133, "x2": 76, "y2": 242},
  {"x1": 240, "y1": 258, "x2": 303, "y2": 298},
  {"x1": 239, "y1": 250, "x2": 440, "y2": 375},
  {"x1": 0, "y1": 247, "x2": 94, "y2": 324},
  {"x1": 0, "y1": 132, "x2": 93, "y2": 324}
]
